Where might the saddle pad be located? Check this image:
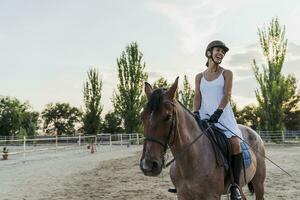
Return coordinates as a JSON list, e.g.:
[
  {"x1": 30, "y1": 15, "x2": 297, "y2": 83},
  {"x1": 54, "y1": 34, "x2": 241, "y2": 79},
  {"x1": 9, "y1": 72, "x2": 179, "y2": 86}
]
[{"x1": 241, "y1": 141, "x2": 252, "y2": 169}]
